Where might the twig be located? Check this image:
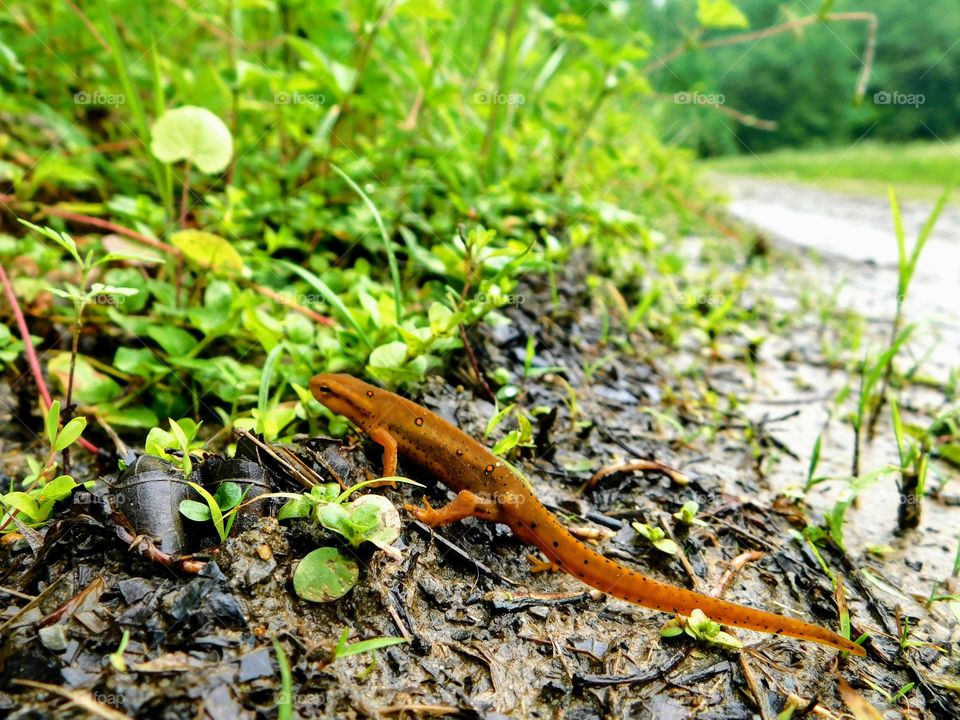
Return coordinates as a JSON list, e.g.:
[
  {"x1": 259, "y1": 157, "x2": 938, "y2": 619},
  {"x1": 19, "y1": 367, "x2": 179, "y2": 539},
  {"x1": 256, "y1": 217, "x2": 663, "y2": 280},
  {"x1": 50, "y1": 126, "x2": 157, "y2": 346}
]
[
  {"x1": 583, "y1": 459, "x2": 689, "y2": 493},
  {"x1": 714, "y1": 550, "x2": 765, "y2": 596},
  {"x1": 645, "y1": 13, "x2": 878, "y2": 103}
]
